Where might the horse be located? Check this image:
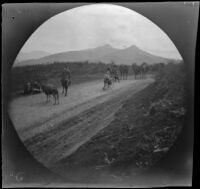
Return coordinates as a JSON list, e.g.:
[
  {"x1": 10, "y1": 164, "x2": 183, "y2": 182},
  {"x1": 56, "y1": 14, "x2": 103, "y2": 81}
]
[
  {"x1": 103, "y1": 76, "x2": 113, "y2": 91},
  {"x1": 60, "y1": 78, "x2": 71, "y2": 96},
  {"x1": 41, "y1": 84, "x2": 59, "y2": 105},
  {"x1": 107, "y1": 62, "x2": 120, "y2": 83},
  {"x1": 132, "y1": 63, "x2": 149, "y2": 79},
  {"x1": 111, "y1": 67, "x2": 120, "y2": 83},
  {"x1": 132, "y1": 63, "x2": 141, "y2": 79},
  {"x1": 119, "y1": 65, "x2": 128, "y2": 80},
  {"x1": 113, "y1": 71, "x2": 120, "y2": 82}
]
